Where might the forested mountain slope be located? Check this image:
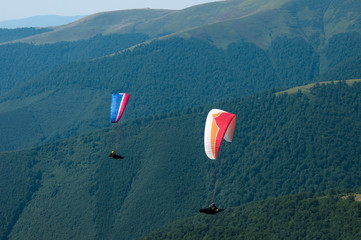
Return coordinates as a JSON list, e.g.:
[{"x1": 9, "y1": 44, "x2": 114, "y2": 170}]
[
  {"x1": 1, "y1": 81, "x2": 361, "y2": 239},
  {"x1": 0, "y1": 33, "x2": 148, "y2": 96},
  {"x1": 0, "y1": 36, "x2": 317, "y2": 151},
  {"x1": 2, "y1": 0, "x2": 361, "y2": 152},
  {"x1": 2, "y1": 28, "x2": 361, "y2": 151}
]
